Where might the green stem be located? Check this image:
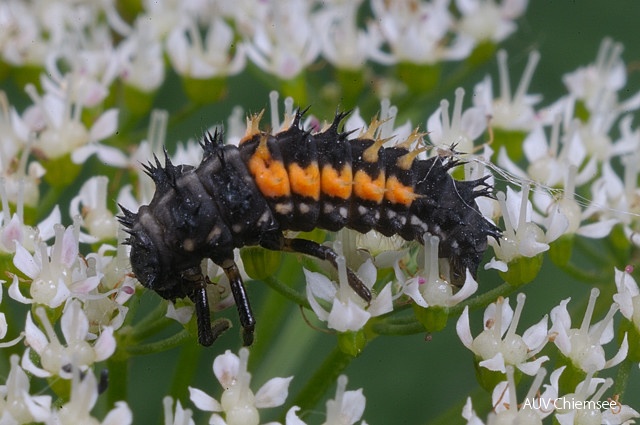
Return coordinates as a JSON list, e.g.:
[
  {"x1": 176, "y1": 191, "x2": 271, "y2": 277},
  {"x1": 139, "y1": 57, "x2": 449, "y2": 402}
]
[
  {"x1": 126, "y1": 330, "x2": 191, "y2": 356},
  {"x1": 131, "y1": 300, "x2": 173, "y2": 341},
  {"x1": 285, "y1": 346, "x2": 356, "y2": 421},
  {"x1": 263, "y1": 276, "x2": 309, "y2": 309}
]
